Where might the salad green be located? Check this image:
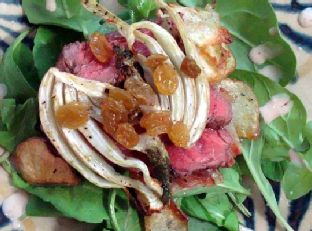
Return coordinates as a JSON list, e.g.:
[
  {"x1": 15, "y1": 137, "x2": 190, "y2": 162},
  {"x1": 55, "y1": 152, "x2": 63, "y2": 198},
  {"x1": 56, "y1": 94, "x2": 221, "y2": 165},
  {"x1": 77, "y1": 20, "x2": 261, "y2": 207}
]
[{"x1": 0, "y1": 0, "x2": 311, "y2": 231}]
